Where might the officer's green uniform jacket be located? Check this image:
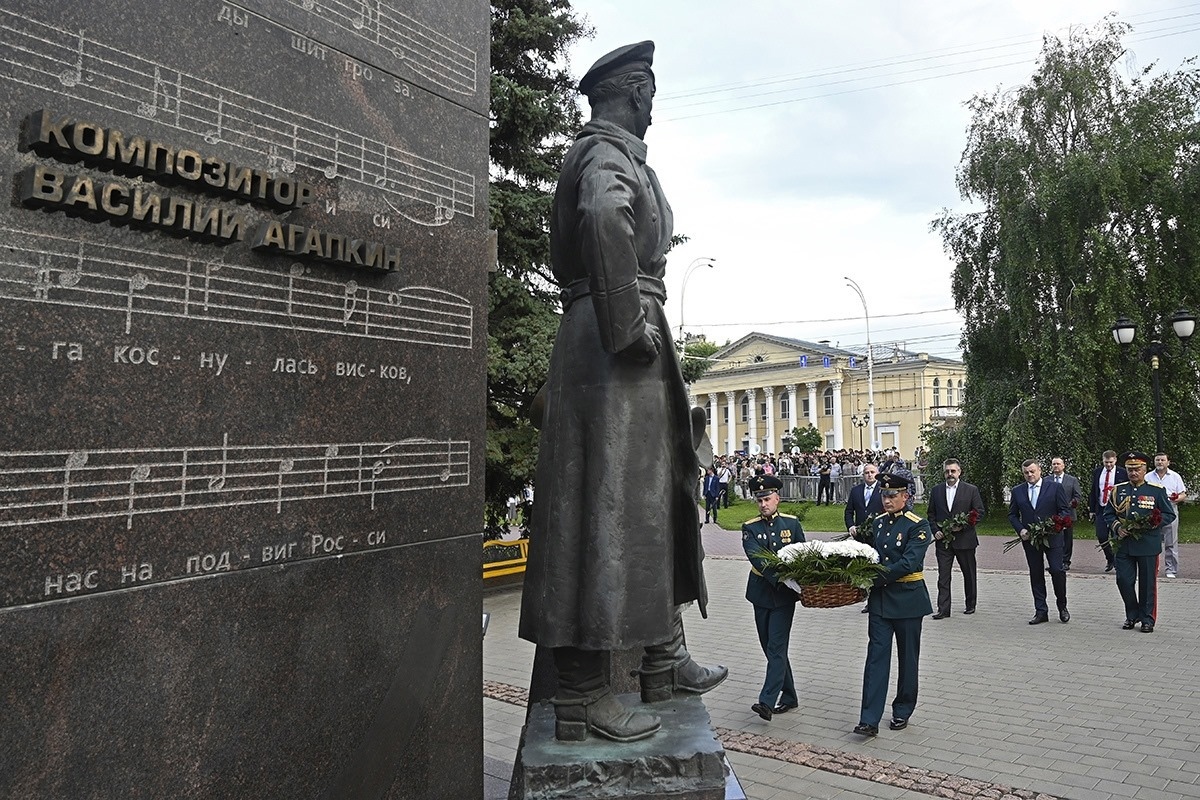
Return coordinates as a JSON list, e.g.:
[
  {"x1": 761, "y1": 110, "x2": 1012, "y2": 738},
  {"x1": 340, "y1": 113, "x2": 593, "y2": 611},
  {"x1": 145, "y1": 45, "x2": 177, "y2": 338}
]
[
  {"x1": 865, "y1": 510, "x2": 933, "y2": 618},
  {"x1": 1101, "y1": 481, "x2": 1176, "y2": 557},
  {"x1": 742, "y1": 513, "x2": 805, "y2": 608}
]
